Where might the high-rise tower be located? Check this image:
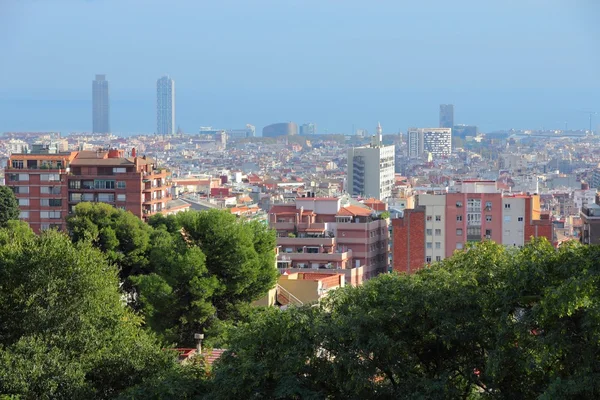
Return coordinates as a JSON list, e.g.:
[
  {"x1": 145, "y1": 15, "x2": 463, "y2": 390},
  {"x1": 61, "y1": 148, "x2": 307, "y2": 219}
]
[
  {"x1": 157, "y1": 76, "x2": 175, "y2": 135},
  {"x1": 92, "y1": 74, "x2": 110, "y2": 133},
  {"x1": 347, "y1": 123, "x2": 395, "y2": 200},
  {"x1": 439, "y1": 104, "x2": 454, "y2": 129}
]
